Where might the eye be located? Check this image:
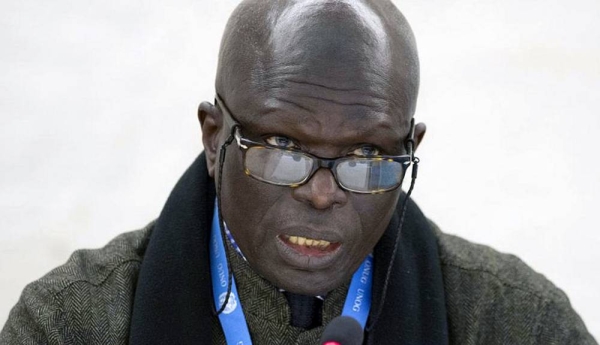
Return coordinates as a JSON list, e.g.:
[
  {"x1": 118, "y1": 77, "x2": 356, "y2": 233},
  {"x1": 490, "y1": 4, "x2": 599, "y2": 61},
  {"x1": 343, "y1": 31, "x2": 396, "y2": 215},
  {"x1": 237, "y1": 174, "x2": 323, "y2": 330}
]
[
  {"x1": 351, "y1": 146, "x2": 380, "y2": 156},
  {"x1": 265, "y1": 135, "x2": 298, "y2": 149}
]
